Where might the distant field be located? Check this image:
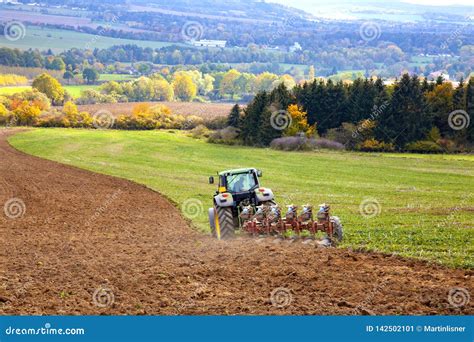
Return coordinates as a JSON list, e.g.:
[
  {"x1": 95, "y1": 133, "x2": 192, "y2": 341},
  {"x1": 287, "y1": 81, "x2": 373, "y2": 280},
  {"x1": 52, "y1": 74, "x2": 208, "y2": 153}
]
[
  {"x1": 99, "y1": 74, "x2": 137, "y2": 81},
  {"x1": 0, "y1": 25, "x2": 183, "y2": 52},
  {"x1": 77, "y1": 102, "x2": 234, "y2": 118},
  {"x1": 0, "y1": 85, "x2": 99, "y2": 97},
  {"x1": 0, "y1": 86, "x2": 30, "y2": 96},
  {"x1": 10, "y1": 129, "x2": 474, "y2": 268},
  {"x1": 64, "y1": 85, "x2": 99, "y2": 97}
]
